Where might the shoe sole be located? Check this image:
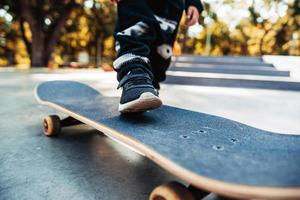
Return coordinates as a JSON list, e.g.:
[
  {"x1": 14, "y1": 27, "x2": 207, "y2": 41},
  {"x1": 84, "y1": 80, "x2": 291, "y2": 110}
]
[{"x1": 119, "y1": 92, "x2": 162, "y2": 113}]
